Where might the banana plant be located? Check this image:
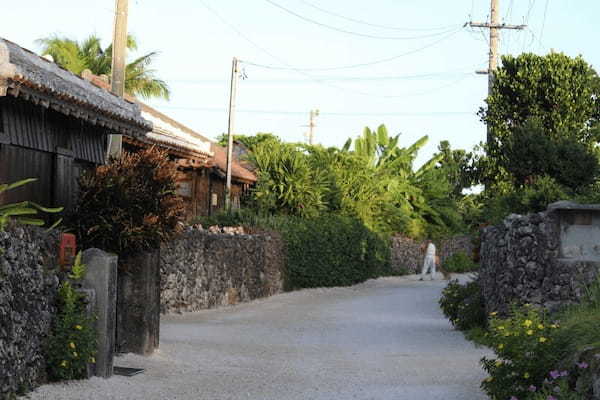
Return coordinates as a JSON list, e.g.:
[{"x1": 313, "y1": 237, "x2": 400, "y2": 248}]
[{"x1": 0, "y1": 178, "x2": 64, "y2": 231}]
